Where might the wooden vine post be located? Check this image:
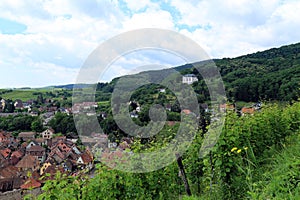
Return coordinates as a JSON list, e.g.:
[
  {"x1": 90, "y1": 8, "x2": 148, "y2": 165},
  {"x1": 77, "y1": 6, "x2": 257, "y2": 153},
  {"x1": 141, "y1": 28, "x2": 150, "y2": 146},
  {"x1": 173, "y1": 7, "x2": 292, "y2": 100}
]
[{"x1": 176, "y1": 153, "x2": 192, "y2": 196}]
